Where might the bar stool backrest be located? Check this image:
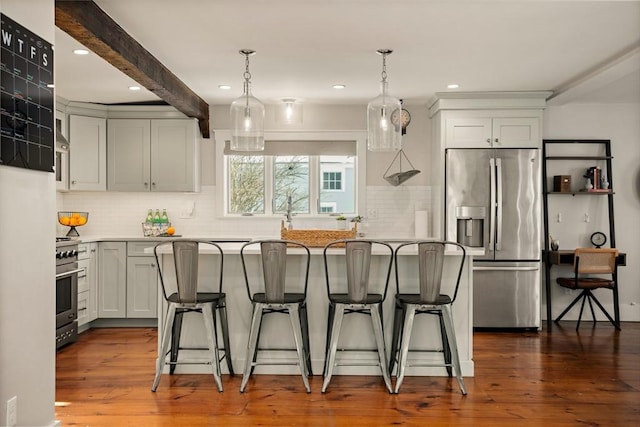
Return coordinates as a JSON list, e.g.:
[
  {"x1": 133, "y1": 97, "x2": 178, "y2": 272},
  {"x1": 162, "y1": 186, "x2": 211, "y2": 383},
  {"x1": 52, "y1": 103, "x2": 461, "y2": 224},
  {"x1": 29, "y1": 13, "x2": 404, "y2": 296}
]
[
  {"x1": 324, "y1": 239, "x2": 394, "y2": 303},
  {"x1": 173, "y1": 241, "x2": 199, "y2": 304},
  {"x1": 241, "y1": 240, "x2": 311, "y2": 304},
  {"x1": 261, "y1": 241, "x2": 287, "y2": 303},
  {"x1": 154, "y1": 240, "x2": 224, "y2": 306},
  {"x1": 417, "y1": 242, "x2": 445, "y2": 303},
  {"x1": 345, "y1": 241, "x2": 373, "y2": 303},
  {"x1": 395, "y1": 240, "x2": 466, "y2": 304}
]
